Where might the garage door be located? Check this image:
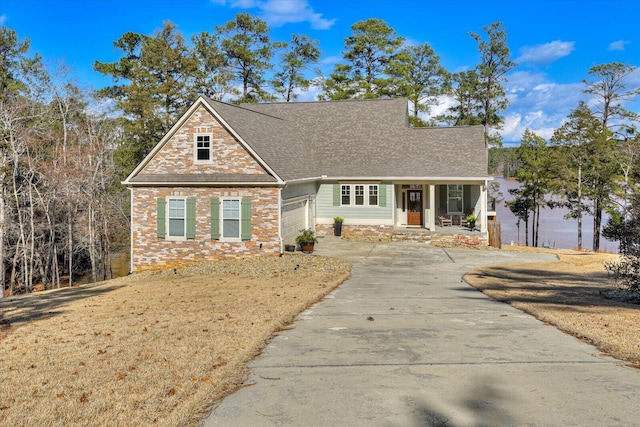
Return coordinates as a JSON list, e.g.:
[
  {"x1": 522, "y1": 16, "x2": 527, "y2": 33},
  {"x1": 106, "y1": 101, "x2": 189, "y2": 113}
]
[{"x1": 281, "y1": 200, "x2": 307, "y2": 245}]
